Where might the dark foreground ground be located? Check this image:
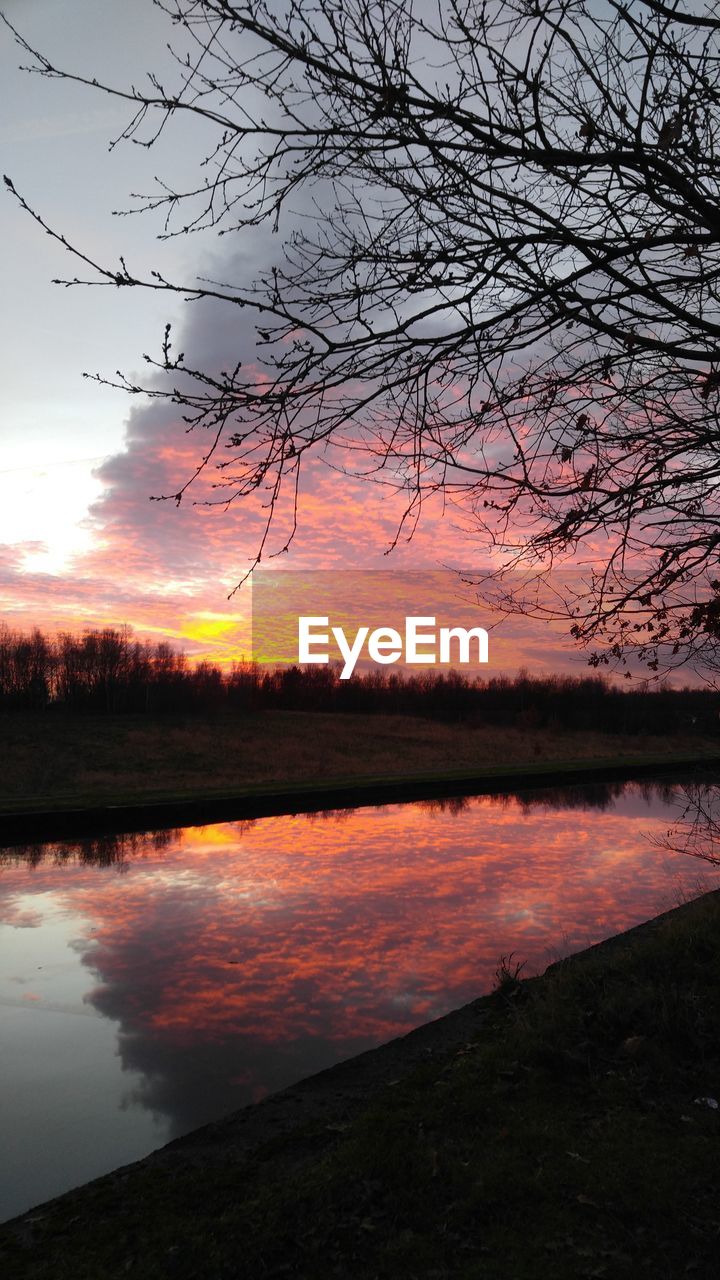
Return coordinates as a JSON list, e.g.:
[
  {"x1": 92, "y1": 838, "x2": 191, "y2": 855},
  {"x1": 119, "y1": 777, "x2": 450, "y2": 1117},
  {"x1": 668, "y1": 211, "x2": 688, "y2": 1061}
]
[
  {"x1": 1, "y1": 709, "x2": 717, "y2": 812},
  {"x1": 3, "y1": 890, "x2": 720, "y2": 1279}
]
